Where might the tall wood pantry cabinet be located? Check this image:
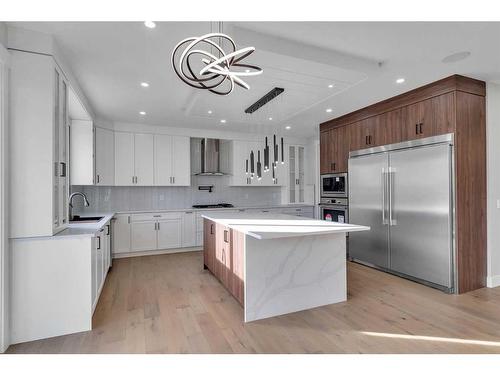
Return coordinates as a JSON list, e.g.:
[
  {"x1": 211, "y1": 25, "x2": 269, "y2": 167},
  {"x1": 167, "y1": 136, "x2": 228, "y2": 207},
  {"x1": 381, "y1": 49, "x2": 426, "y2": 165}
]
[
  {"x1": 320, "y1": 75, "x2": 486, "y2": 293},
  {"x1": 9, "y1": 50, "x2": 70, "y2": 237}
]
